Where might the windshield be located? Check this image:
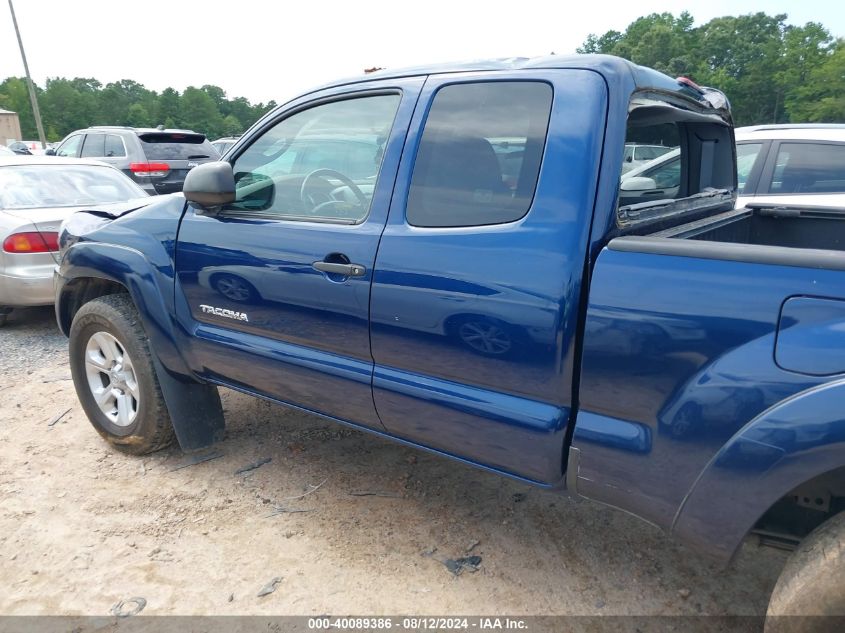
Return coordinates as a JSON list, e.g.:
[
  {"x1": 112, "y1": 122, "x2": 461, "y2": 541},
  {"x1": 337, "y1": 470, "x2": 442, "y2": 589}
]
[
  {"x1": 138, "y1": 133, "x2": 217, "y2": 161},
  {"x1": 0, "y1": 164, "x2": 146, "y2": 210}
]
